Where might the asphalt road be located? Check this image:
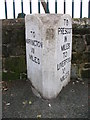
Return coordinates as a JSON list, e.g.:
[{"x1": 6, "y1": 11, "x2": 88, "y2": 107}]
[{"x1": 2, "y1": 79, "x2": 88, "y2": 118}]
